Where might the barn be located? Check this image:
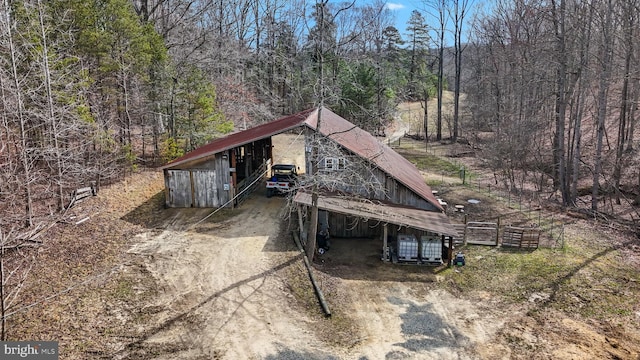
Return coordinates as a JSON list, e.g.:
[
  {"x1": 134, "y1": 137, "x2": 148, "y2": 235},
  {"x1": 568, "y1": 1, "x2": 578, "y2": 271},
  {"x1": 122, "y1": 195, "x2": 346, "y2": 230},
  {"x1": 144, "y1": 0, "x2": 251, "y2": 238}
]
[
  {"x1": 161, "y1": 107, "x2": 458, "y2": 263},
  {"x1": 160, "y1": 109, "x2": 315, "y2": 208}
]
